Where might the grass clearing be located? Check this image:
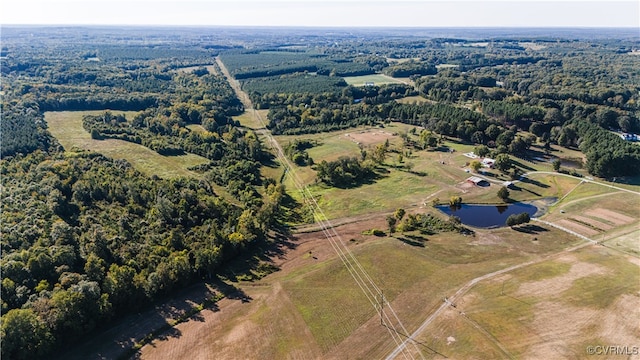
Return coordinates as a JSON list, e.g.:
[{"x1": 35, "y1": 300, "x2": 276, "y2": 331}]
[
  {"x1": 45, "y1": 111, "x2": 210, "y2": 180},
  {"x1": 185, "y1": 124, "x2": 209, "y2": 134},
  {"x1": 427, "y1": 246, "x2": 640, "y2": 359},
  {"x1": 233, "y1": 109, "x2": 269, "y2": 129},
  {"x1": 172, "y1": 64, "x2": 218, "y2": 75},
  {"x1": 395, "y1": 95, "x2": 434, "y2": 104},
  {"x1": 343, "y1": 74, "x2": 406, "y2": 86}
]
